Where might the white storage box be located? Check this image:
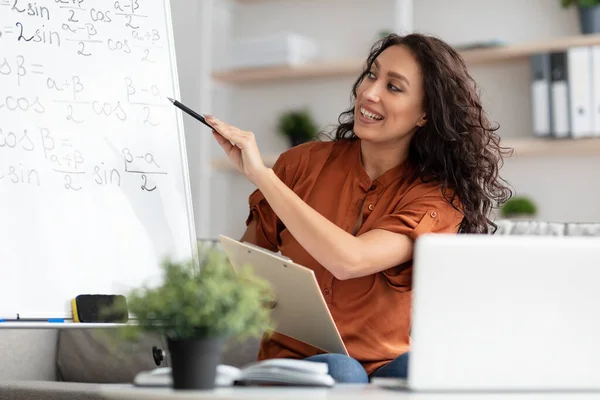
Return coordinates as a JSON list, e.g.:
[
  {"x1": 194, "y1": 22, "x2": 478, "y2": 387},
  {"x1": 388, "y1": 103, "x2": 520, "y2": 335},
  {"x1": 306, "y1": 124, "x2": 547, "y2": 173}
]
[{"x1": 230, "y1": 33, "x2": 319, "y2": 69}]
